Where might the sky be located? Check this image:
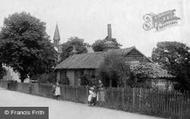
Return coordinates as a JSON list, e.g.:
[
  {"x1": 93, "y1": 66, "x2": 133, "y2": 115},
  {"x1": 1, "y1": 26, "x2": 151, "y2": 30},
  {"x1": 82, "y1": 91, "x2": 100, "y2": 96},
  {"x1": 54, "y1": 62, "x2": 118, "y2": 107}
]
[{"x1": 0, "y1": 0, "x2": 189, "y2": 56}]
